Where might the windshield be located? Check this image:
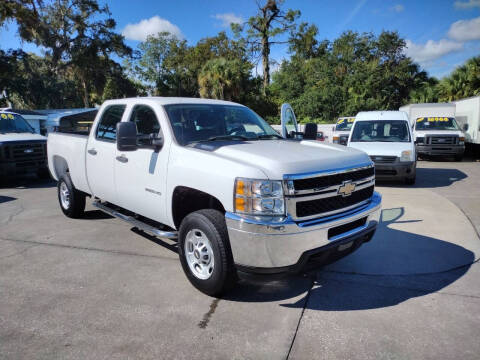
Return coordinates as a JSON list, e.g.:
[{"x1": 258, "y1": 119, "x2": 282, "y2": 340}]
[
  {"x1": 335, "y1": 117, "x2": 354, "y2": 131},
  {"x1": 164, "y1": 104, "x2": 281, "y2": 145},
  {"x1": 351, "y1": 120, "x2": 411, "y2": 143},
  {"x1": 415, "y1": 117, "x2": 460, "y2": 131},
  {"x1": 0, "y1": 113, "x2": 35, "y2": 134}
]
